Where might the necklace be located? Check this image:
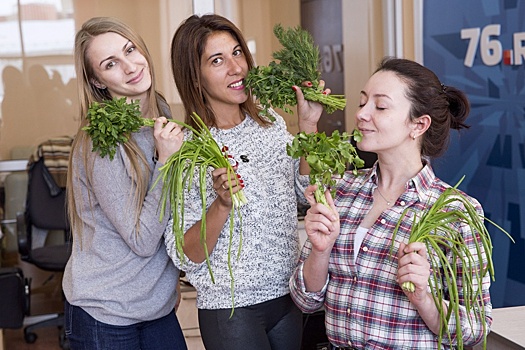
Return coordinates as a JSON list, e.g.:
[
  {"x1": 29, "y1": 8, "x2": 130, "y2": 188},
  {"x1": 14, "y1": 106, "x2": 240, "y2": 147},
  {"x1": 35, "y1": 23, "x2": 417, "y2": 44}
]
[{"x1": 376, "y1": 186, "x2": 392, "y2": 206}]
